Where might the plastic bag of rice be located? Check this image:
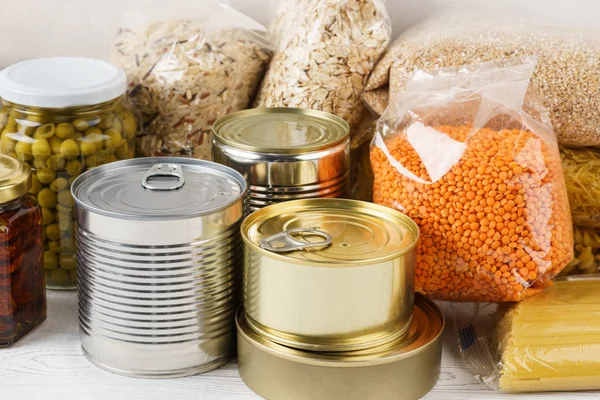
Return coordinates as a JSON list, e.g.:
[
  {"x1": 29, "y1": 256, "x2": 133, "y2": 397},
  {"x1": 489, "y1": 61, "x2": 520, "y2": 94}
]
[
  {"x1": 112, "y1": 0, "x2": 272, "y2": 159},
  {"x1": 254, "y1": 0, "x2": 391, "y2": 133},
  {"x1": 364, "y1": 10, "x2": 600, "y2": 147}
]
